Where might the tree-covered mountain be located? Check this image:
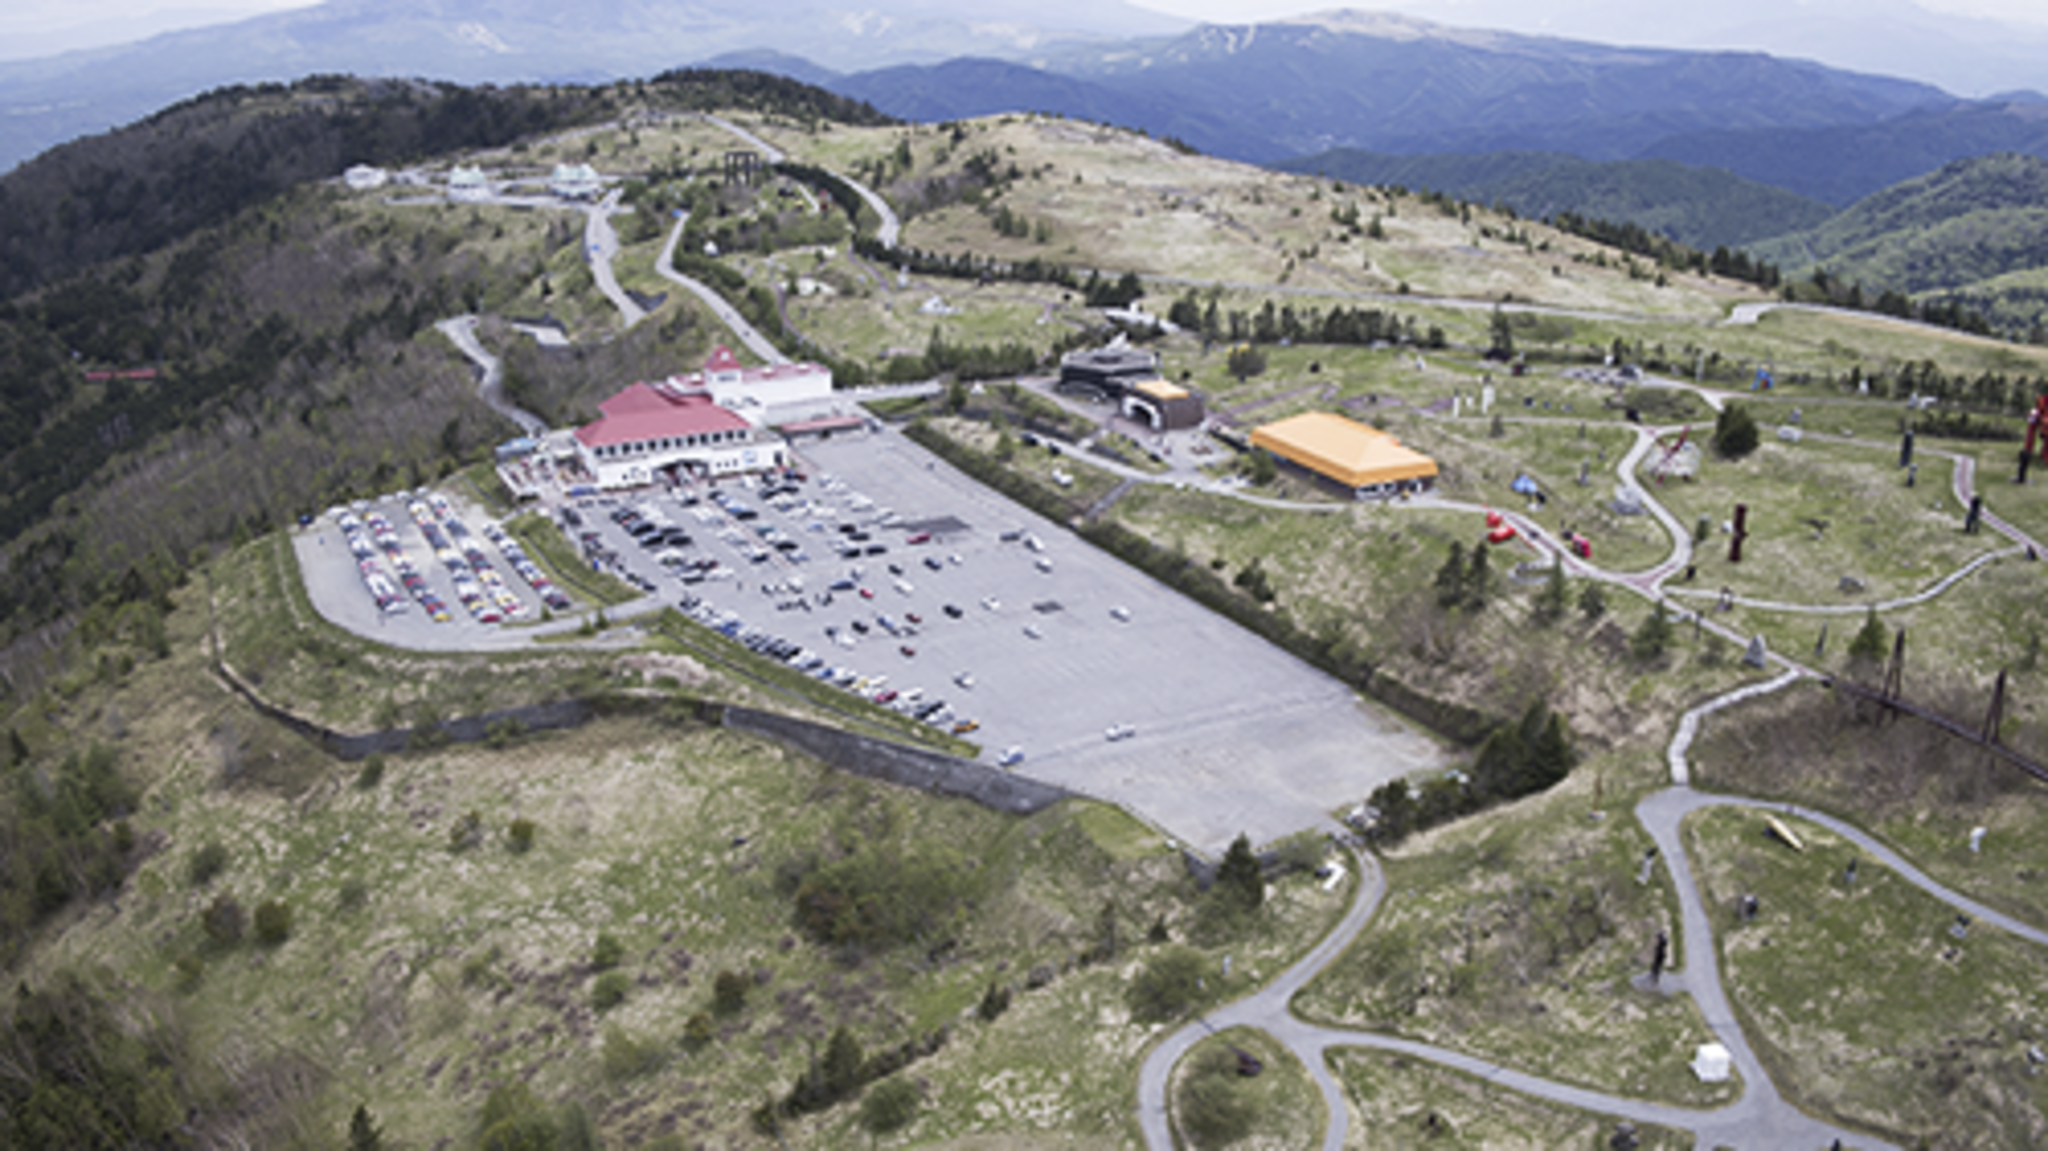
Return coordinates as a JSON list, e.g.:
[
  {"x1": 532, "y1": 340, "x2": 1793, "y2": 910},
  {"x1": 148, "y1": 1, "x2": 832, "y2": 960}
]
[
  {"x1": 0, "y1": 70, "x2": 886, "y2": 645},
  {"x1": 1274, "y1": 150, "x2": 1837, "y2": 251},
  {"x1": 1638, "y1": 98, "x2": 2048, "y2": 206},
  {"x1": 1745, "y1": 152, "x2": 2048, "y2": 335}
]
